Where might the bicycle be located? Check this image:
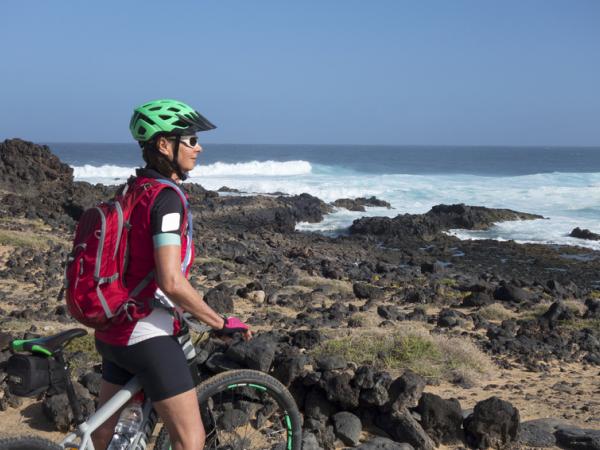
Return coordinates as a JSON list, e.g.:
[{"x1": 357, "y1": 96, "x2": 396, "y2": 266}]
[{"x1": 0, "y1": 318, "x2": 302, "y2": 450}]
